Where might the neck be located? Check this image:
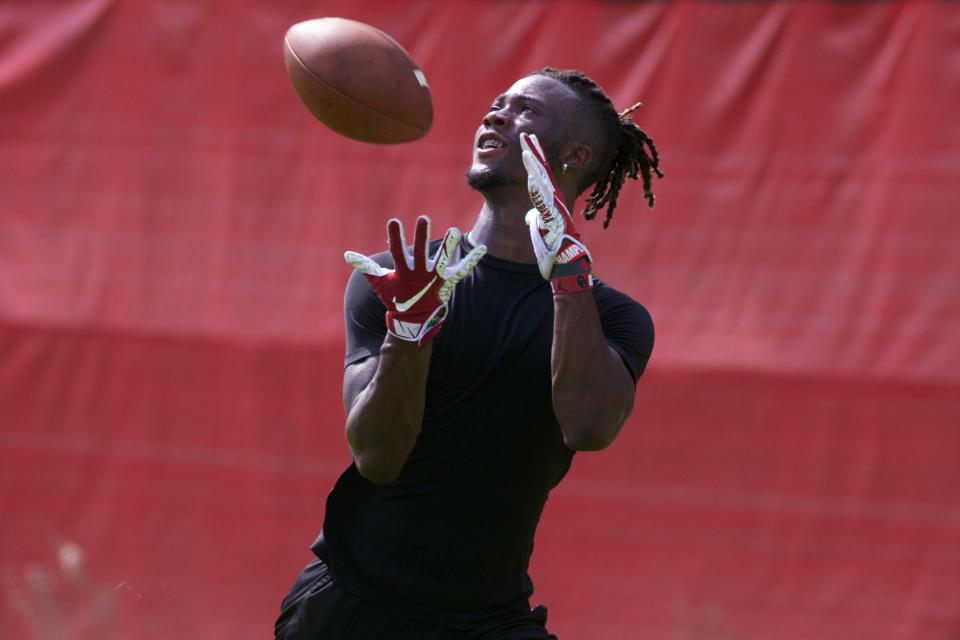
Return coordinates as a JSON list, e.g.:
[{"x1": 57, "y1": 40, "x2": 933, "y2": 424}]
[{"x1": 467, "y1": 184, "x2": 579, "y2": 263}]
